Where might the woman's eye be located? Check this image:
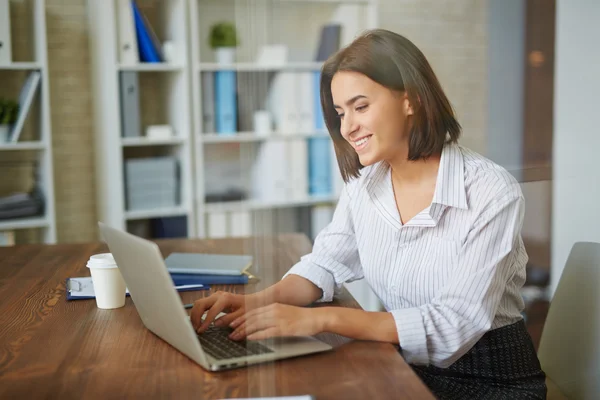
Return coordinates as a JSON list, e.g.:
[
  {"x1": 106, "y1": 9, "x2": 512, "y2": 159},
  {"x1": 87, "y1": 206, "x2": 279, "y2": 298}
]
[
  {"x1": 336, "y1": 114, "x2": 344, "y2": 119},
  {"x1": 356, "y1": 105, "x2": 368, "y2": 112}
]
